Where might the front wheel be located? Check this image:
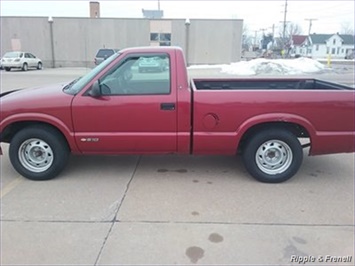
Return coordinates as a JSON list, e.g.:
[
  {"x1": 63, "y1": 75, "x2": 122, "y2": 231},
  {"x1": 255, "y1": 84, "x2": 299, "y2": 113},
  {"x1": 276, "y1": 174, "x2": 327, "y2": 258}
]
[
  {"x1": 37, "y1": 62, "x2": 43, "y2": 70},
  {"x1": 242, "y1": 129, "x2": 303, "y2": 183},
  {"x1": 9, "y1": 126, "x2": 70, "y2": 181},
  {"x1": 22, "y1": 63, "x2": 28, "y2": 71}
]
